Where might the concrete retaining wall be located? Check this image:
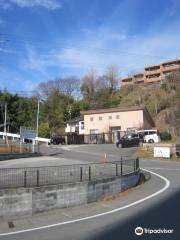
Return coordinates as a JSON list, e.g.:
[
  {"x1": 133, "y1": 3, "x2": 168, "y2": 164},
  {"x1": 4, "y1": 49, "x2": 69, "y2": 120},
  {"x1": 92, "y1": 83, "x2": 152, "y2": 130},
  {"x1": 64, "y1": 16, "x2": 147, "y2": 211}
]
[
  {"x1": 0, "y1": 171, "x2": 140, "y2": 219},
  {"x1": 0, "y1": 152, "x2": 41, "y2": 161}
]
